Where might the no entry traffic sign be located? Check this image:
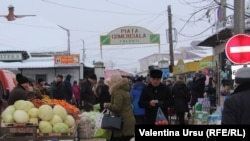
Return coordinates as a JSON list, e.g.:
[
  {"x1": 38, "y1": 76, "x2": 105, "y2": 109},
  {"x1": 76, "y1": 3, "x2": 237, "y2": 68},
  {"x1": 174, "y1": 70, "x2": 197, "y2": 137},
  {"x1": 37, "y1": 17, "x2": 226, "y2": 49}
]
[{"x1": 225, "y1": 34, "x2": 250, "y2": 64}]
